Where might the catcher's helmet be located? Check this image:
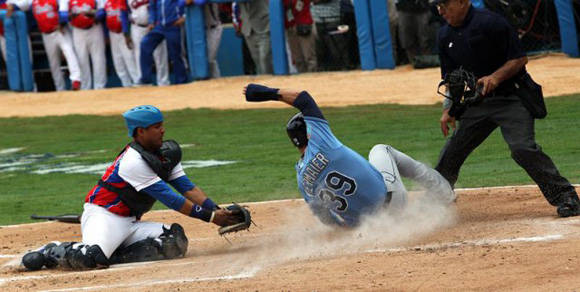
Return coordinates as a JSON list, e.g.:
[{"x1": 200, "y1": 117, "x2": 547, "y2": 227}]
[
  {"x1": 122, "y1": 105, "x2": 164, "y2": 137},
  {"x1": 286, "y1": 112, "x2": 308, "y2": 148}
]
